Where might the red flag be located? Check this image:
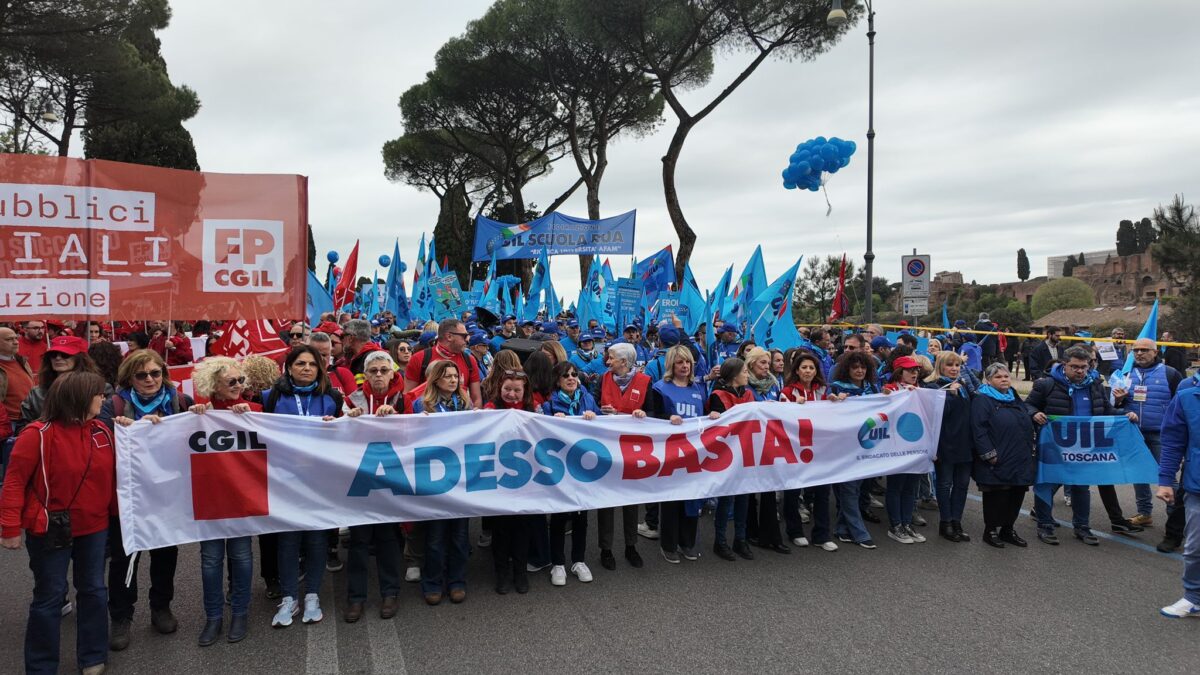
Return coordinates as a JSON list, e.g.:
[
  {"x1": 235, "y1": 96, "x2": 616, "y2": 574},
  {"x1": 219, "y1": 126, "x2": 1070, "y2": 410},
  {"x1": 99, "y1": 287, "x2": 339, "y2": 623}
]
[
  {"x1": 828, "y1": 254, "x2": 850, "y2": 322},
  {"x1": 332, "y1": 241, "x2": 360, "y2": 311},
  {"x1": 209, "y1": 320, "x2": 288, "y2": 359}
]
